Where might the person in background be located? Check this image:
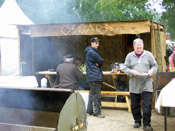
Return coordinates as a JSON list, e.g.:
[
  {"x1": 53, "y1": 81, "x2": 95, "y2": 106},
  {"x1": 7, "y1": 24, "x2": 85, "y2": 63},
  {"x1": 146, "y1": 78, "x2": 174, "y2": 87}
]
[
  {"x1": 85, "y1": 37, "x2": 105, "y2": 118},
  {"x1": 56, "y1": 54, "x2": 83, "y2": 90},
  {"x1": 166, "y1": 44, "x2": 173, "y2": 58},
  {"x1": 168, "y1": 45, "x2": 175, "y2": 72},
  {"x1": 74, "y1": 57, "x2": 86, "y2": 72},
  {"x1": 74, "y1": 57, "x2": 88, "y2": 90},
  {"x1": 165, "y1": 44, "x2": 173, "y2": 71},
  {"x1": 124, "y1": 38, "x2": 158, "y2": 131}
]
